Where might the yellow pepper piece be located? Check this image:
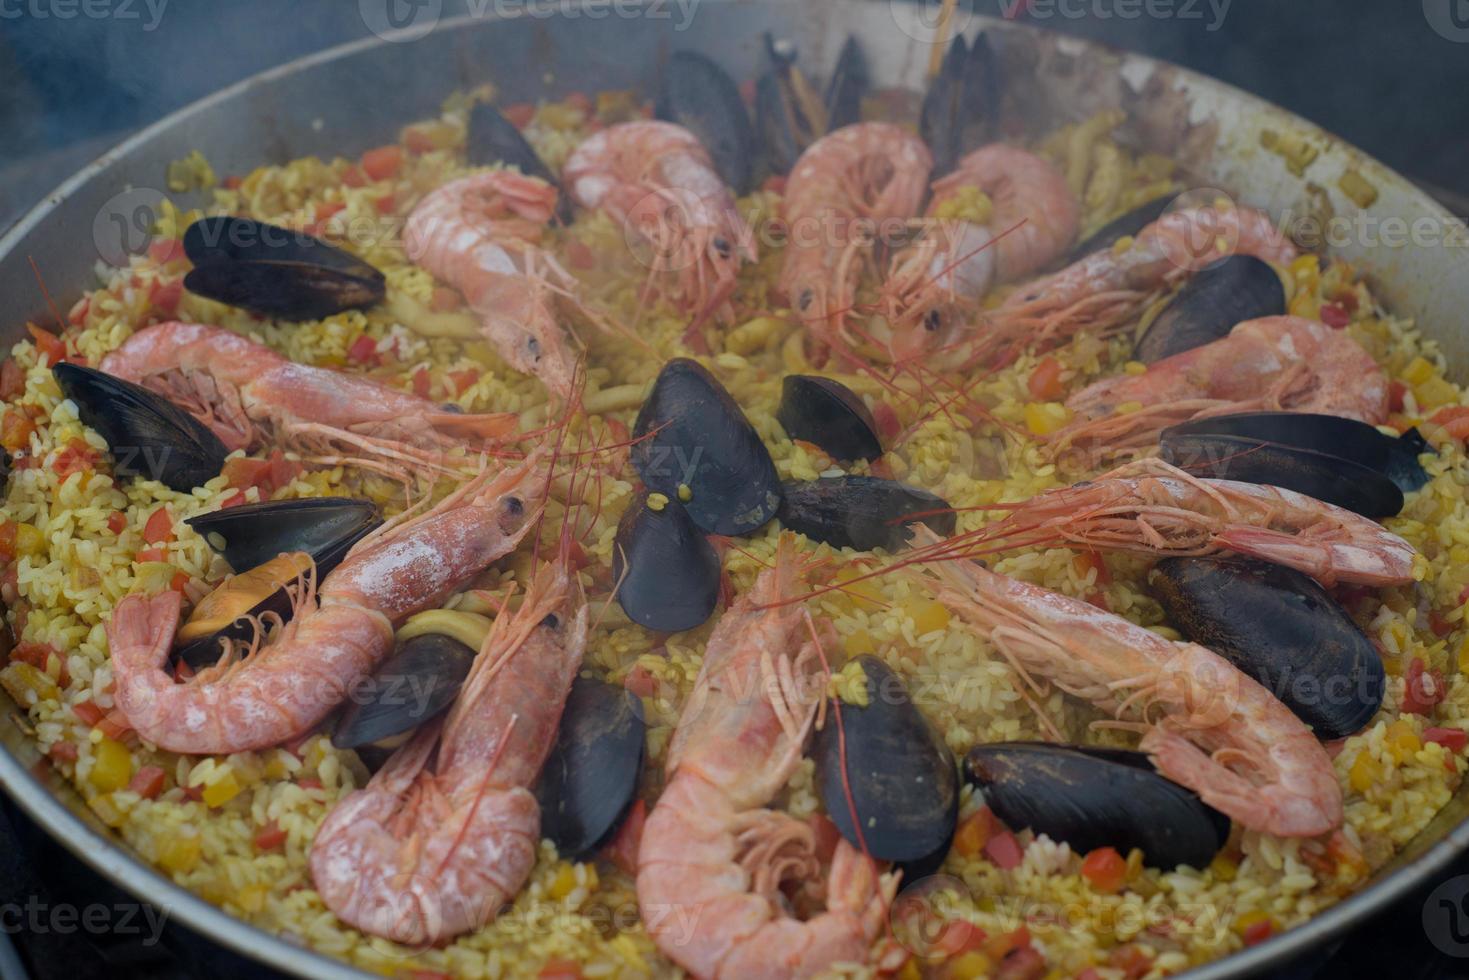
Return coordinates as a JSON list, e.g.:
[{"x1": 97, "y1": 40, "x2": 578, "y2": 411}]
[
  {"x1": 88, "y1": 737, "x2": 133, "y2": 793},
  {"x1": 158, "y1": 835, "x2": 202, "y2": 875},
  {"x1": 1386, "y1": 720, "x2": 1421, "y2": 764},
  {"x1": 843, "y1": 628, "x2": 876, "y2": 658},
  {"x1": 1024, "y1": 402, "x2": 1071, "y2": 436},
  {"x1": 15, "y1": 523, "x2": 45, "y2": 558},
  {"x1": 947, "y1": 953, "x2": 993, "y2": 980},
  {"x1": 906, "y1": 599, "x2": 951, "y2": 635},
  {"x1": 1403, "y1": 356, "x2": 1437, "y2": 387},
  {"x1": 202, "y1": 769, "x2": 242, "y2": 808},
  {"x1": 1209, "y1": 854, "x2": 1238, "y2": 882},
  {"x1": 548, "y1": 862, "x2": 578, "y2": 900},
  {"x1": 1349, "y1": 750, "x2": 1381, "y2": 793}
]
